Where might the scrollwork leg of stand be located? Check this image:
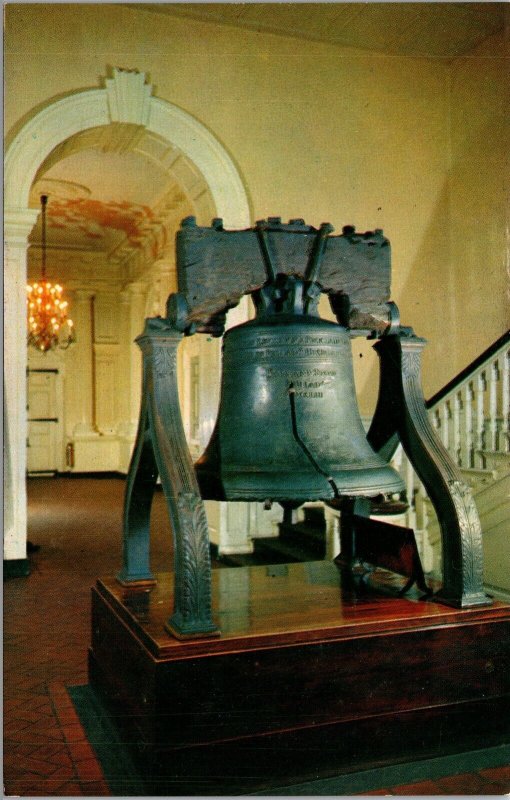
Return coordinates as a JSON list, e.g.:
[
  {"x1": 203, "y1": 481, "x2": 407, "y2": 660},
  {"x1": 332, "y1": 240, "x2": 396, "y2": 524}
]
[
  {"x1": 117, "y1": 390, "x2": 157, "y2": 587},
  {"x1": 139, "y1": 319, "x2": 219, "y2": 639},
  {"x1": 370, "y1": 333, "x2": 490, "y2": 608}
]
